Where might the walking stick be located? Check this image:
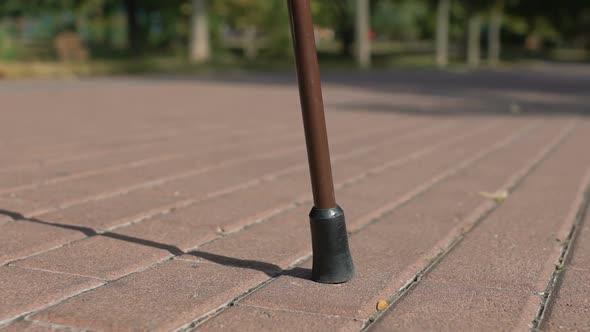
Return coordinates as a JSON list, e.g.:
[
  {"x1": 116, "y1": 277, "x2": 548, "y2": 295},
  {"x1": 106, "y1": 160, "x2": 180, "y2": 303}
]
[{"x1": 287, "y1": 0, "x2": 354, "y2": 283}]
